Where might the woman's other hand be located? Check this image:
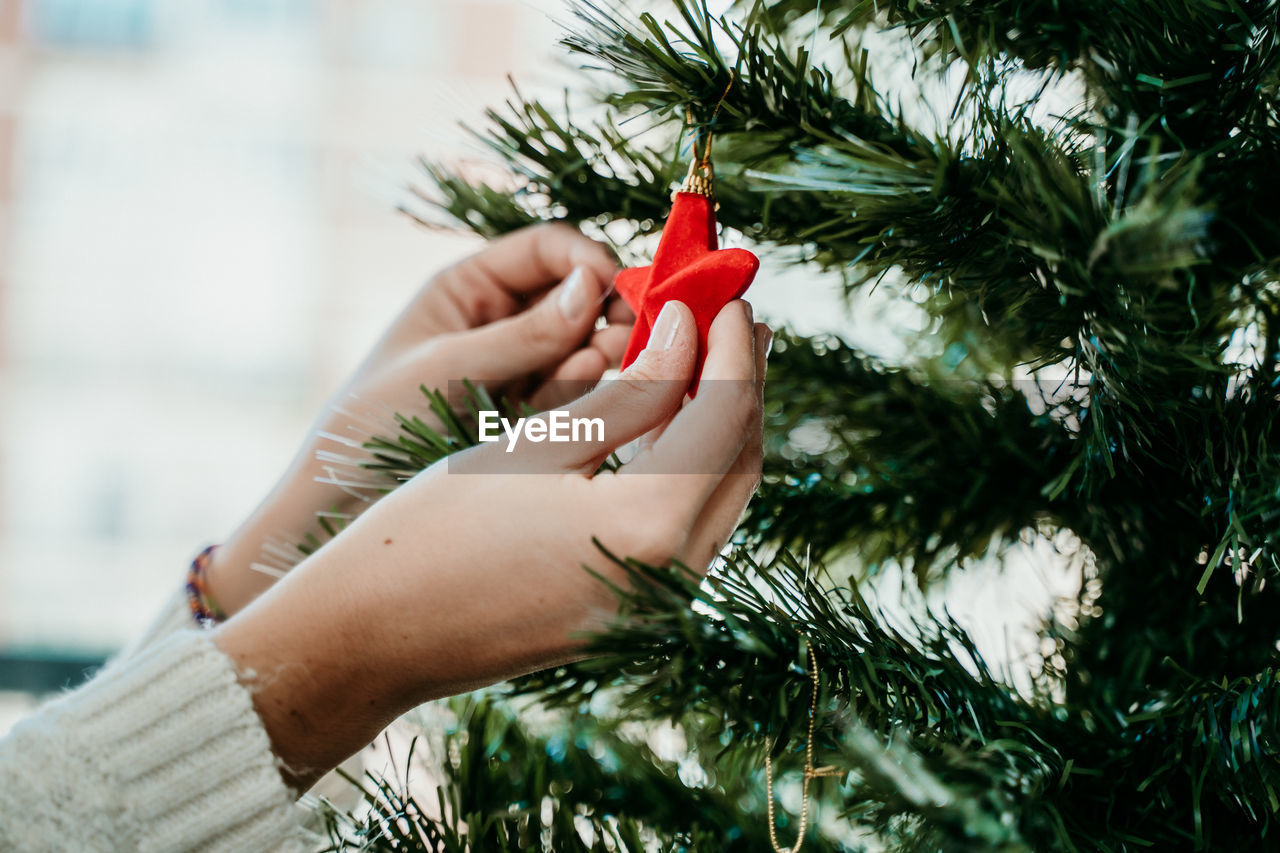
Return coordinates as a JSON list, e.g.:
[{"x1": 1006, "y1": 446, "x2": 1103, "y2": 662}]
[{"x1": 207, "y1": 224, "x2": 633, "y2": 614}]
